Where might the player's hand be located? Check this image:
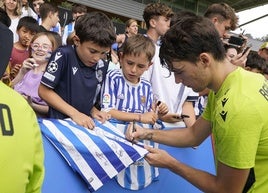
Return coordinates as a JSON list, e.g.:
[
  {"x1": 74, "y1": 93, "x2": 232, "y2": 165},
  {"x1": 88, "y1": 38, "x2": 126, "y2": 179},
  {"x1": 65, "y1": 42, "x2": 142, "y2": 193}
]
[
  {"x1": 126, "y1": 122, "x2": 151, "y2": 142},
  {"x1": 145, "y1": 146, "x2": 178, "y2": 168}
]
